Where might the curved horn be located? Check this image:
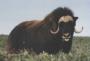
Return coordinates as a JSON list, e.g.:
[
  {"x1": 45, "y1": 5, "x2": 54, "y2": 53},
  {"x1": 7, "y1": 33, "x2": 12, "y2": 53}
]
[
  {"x1": 74, "y1": 26, "x2": 83, "y2": 33},
  {"x1": 58, "y1": 17, "x2": 64, "y2": 23},
  {"x1": 50, "y1": 26, "x2": 59, "y2": 34},
  {"x1": 58, "y1": 16, "x2": 73, "y2": 23}
]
